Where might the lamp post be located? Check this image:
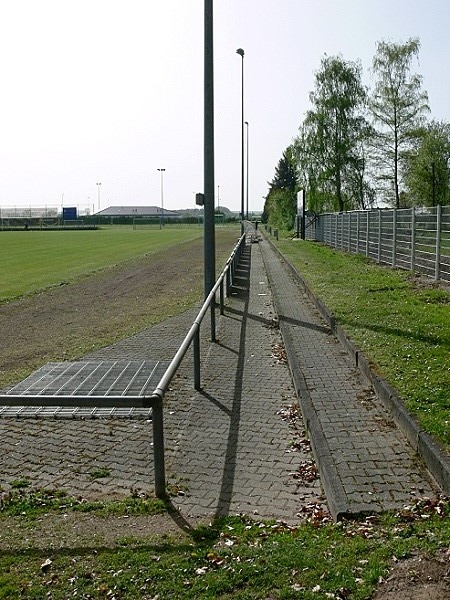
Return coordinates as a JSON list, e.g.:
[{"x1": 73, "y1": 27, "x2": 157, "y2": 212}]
[
  {"x1": 245, "y1": 120, "x2": 249, "y2": 220},
  {"x1": 204, "y1": 0, "x2": 215, "y2": 300},
  {"x1": 236, "y1": 47, "x2": 245, "y2": 233},
  {"x1": 157, "y1": 168, "x2": 165, "y2": 225},
  {"x1": 96, "y1": 182, "x2": 101, "y2": 212}
]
